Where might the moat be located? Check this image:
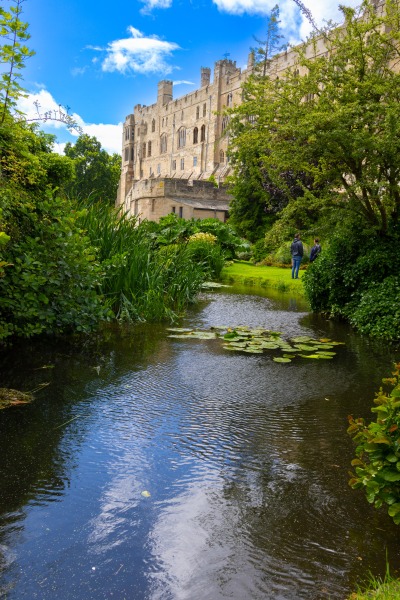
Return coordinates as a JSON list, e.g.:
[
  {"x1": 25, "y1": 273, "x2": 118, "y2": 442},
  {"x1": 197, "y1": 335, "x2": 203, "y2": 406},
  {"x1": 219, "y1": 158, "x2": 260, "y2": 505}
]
[{"x1": 1, "y1": 287, "x2": 399, "y2": 599}]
